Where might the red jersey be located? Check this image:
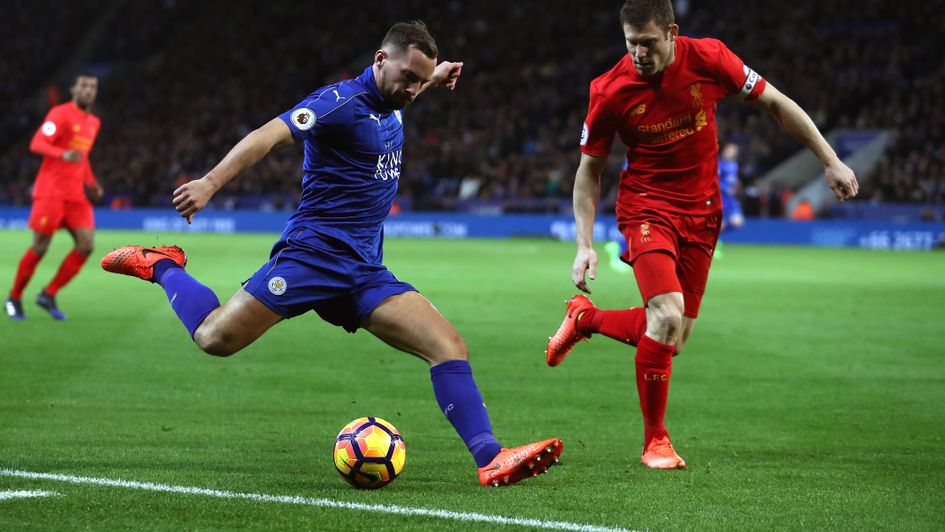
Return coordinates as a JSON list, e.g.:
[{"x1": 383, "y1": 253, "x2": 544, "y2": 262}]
[
  {"x1": 29, "y1": 101, "x2": 101, "y2": 200},
  {"x1": 581, "y1": 36, "x2": 765, "y2": 215}
]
